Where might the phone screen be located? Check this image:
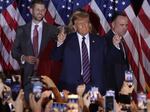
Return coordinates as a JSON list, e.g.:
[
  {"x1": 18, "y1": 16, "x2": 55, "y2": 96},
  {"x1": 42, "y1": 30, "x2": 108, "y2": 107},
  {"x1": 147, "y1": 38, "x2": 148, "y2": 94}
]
[
  {"x1": 90, "y1": 87, "x2": 99, "y2": 103},
  {"x1": 125, "y1": 70, "x2": 133, "y2": 88},
  {"x1": 125, "y1": 71, "x2": 133, "y2": 82},
  {"x1": 32, "y1": 81, "x2": 43, "y2": 100},
  {"x1": 4, "y1": 78, "x2": 20, "y2": 100},
  {"x1": 4, "y1": 78, "x2": 12, "y2": 86},
  {"x1": 11, "y1": 82, "x2": 21, "y2": 100},
  {"x1": 105, "y1": 96, "x2": 114, "y2": 111}
]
